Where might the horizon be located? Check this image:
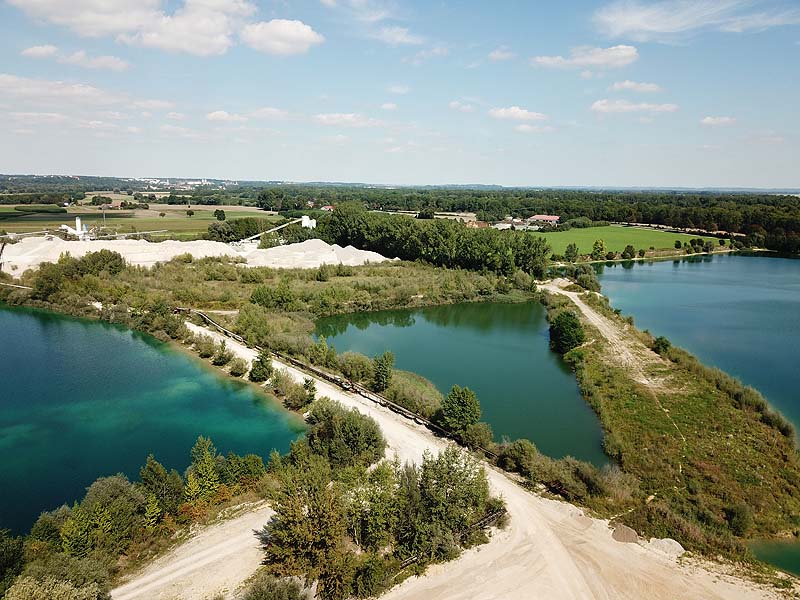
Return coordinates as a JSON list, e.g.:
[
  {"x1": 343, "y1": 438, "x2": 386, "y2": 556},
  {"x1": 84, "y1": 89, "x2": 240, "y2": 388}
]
[{"x1": 1, "y1": 0, "x2": 799, "y2": 188}]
